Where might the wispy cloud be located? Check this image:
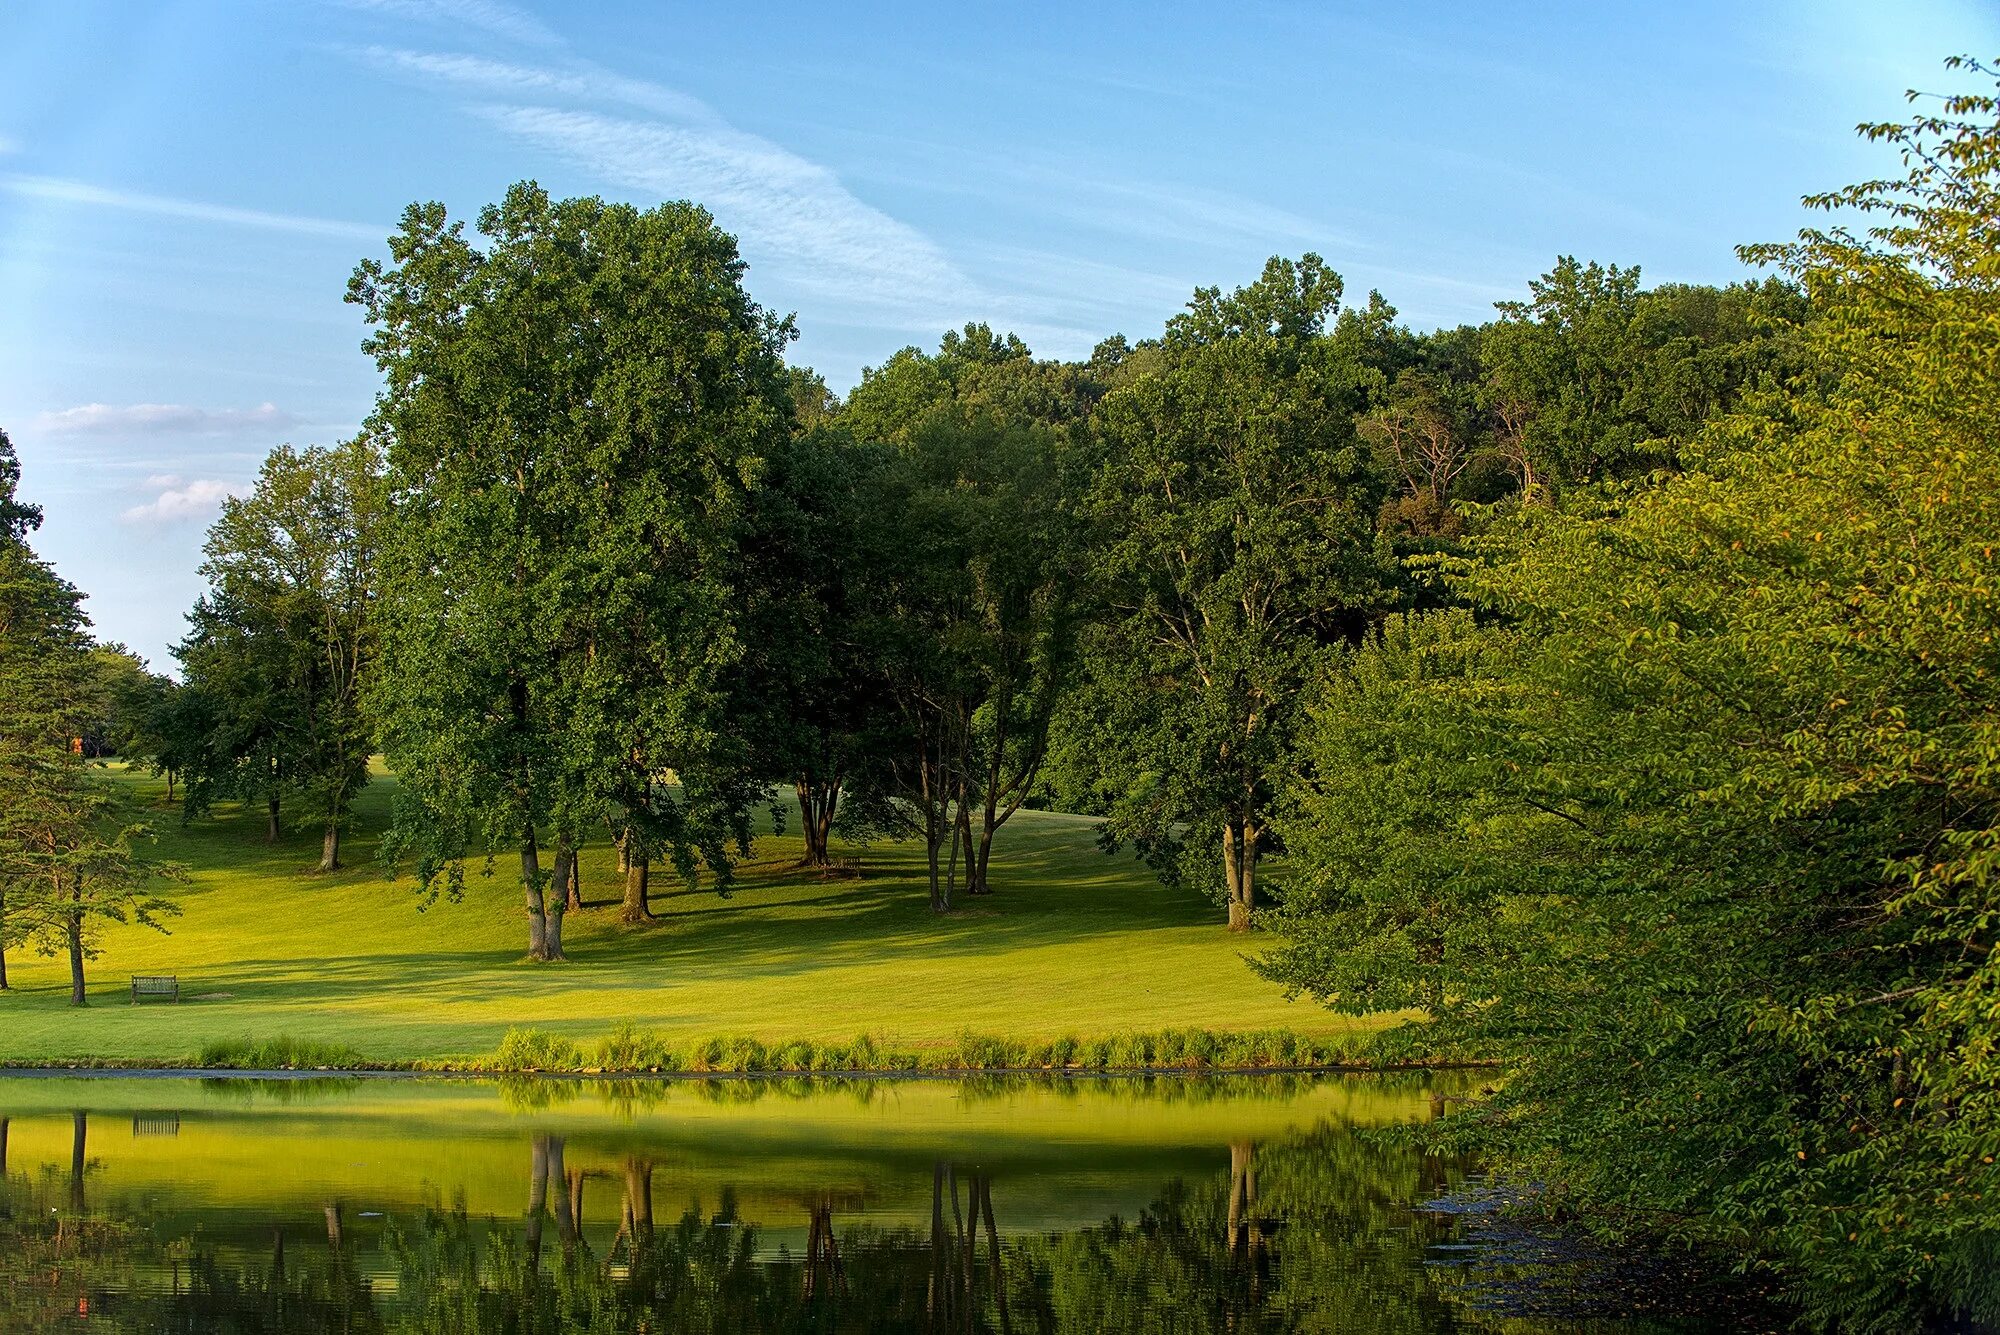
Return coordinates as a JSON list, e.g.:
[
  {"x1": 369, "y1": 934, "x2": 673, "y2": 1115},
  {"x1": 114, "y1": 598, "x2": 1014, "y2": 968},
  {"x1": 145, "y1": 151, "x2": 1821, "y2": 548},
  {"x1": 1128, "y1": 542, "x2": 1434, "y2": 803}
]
[
  {"x1": 121, "y1": 476, "x2": 245, "y2": 525},
  {"x1": 333, "y1": 0, "x2": 556, "y2": 46},
  {"x1": 2, "y1": 175, "x2": 383, "y2": 242},
  {"x1": 476, "y1": 104, "x2": 977, "y2": 320},
  {"x1": 0, "y1": 134, "x2": 18, "y2": 156},
  {"x1": 36, "y1": 401, "x2": 299, "y2": 437},
  {"x1": 345, "y1": 44, "x2": 982, "y2": 325},
  {"x1": 352, "y1": 46, "x2": 716, "y2": 122}
]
